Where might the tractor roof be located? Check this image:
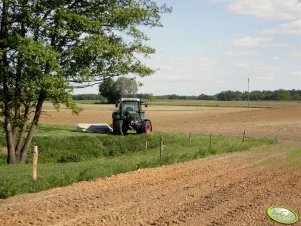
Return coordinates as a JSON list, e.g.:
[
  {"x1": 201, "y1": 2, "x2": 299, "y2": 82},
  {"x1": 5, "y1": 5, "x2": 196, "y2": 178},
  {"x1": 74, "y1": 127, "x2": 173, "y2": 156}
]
[{"x1": 120, "y1": 98, "x2": 141, "y2": 102}]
